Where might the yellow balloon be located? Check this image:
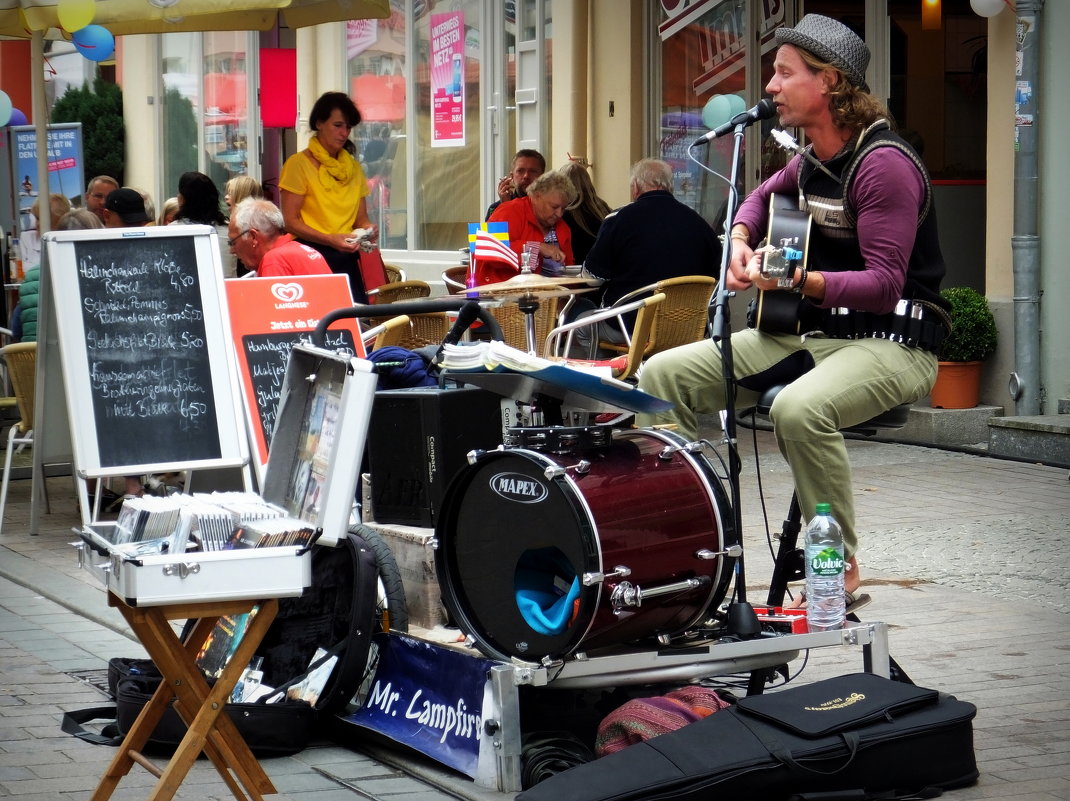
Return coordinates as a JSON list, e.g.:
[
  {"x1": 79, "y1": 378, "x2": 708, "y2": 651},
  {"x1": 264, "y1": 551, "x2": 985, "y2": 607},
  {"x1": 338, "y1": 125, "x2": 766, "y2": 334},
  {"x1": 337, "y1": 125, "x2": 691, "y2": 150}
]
[{"x1": 57, "y1": 0, "x2": 96, "y2": 33}]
